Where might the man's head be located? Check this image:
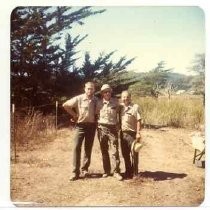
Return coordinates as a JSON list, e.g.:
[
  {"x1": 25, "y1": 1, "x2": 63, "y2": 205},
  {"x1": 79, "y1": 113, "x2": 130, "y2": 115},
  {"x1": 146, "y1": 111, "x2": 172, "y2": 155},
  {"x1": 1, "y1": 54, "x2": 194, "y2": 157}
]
[
  {"x1": 84, "y1": 82, "x2": 95, "y2": 97},
  {"x1": 121, "y1": 90, "x2": 131, "y2": 106},
  {"x1": 101, "y1": 84, "x2": 112, "y2": 101}
]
